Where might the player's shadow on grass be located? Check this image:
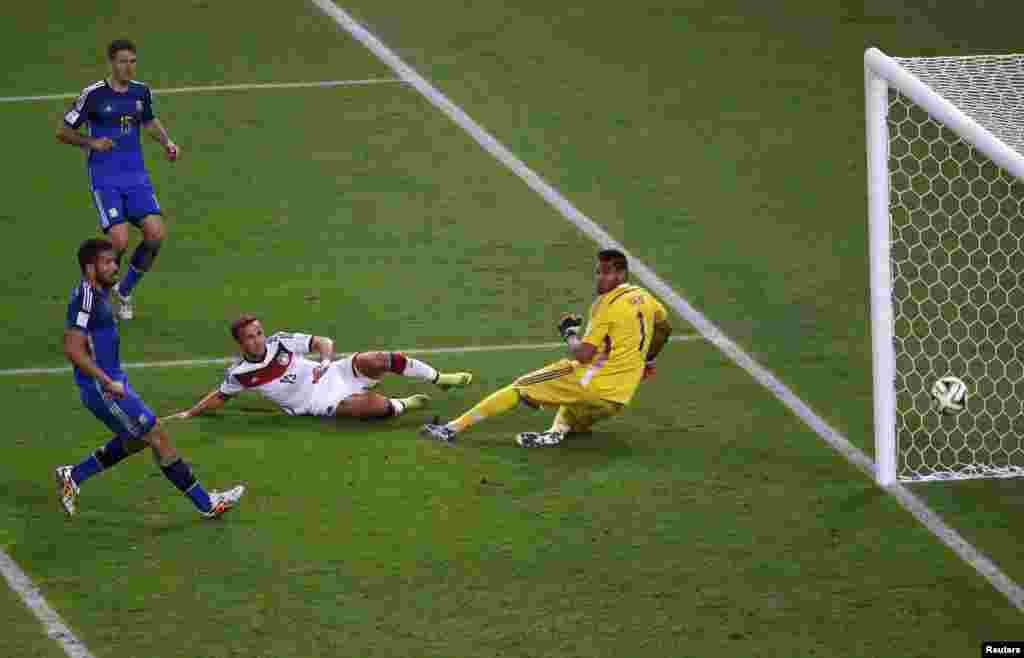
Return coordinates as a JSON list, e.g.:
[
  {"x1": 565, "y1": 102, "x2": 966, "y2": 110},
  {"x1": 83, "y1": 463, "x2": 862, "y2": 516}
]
[
  {"x1": 200, "y1": 408, "x2": 428, "y2": 435},
  {"x1": 475, "y1": 430, "x2": 637, "y2": 469}
]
